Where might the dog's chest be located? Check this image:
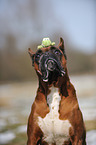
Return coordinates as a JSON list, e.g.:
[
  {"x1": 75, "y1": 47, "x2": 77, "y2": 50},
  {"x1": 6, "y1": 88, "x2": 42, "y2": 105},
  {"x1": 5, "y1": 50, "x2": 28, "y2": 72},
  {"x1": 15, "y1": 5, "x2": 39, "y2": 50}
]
[{"x1": 38, "y1": 86, "x2": 71, "y2": 144}]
